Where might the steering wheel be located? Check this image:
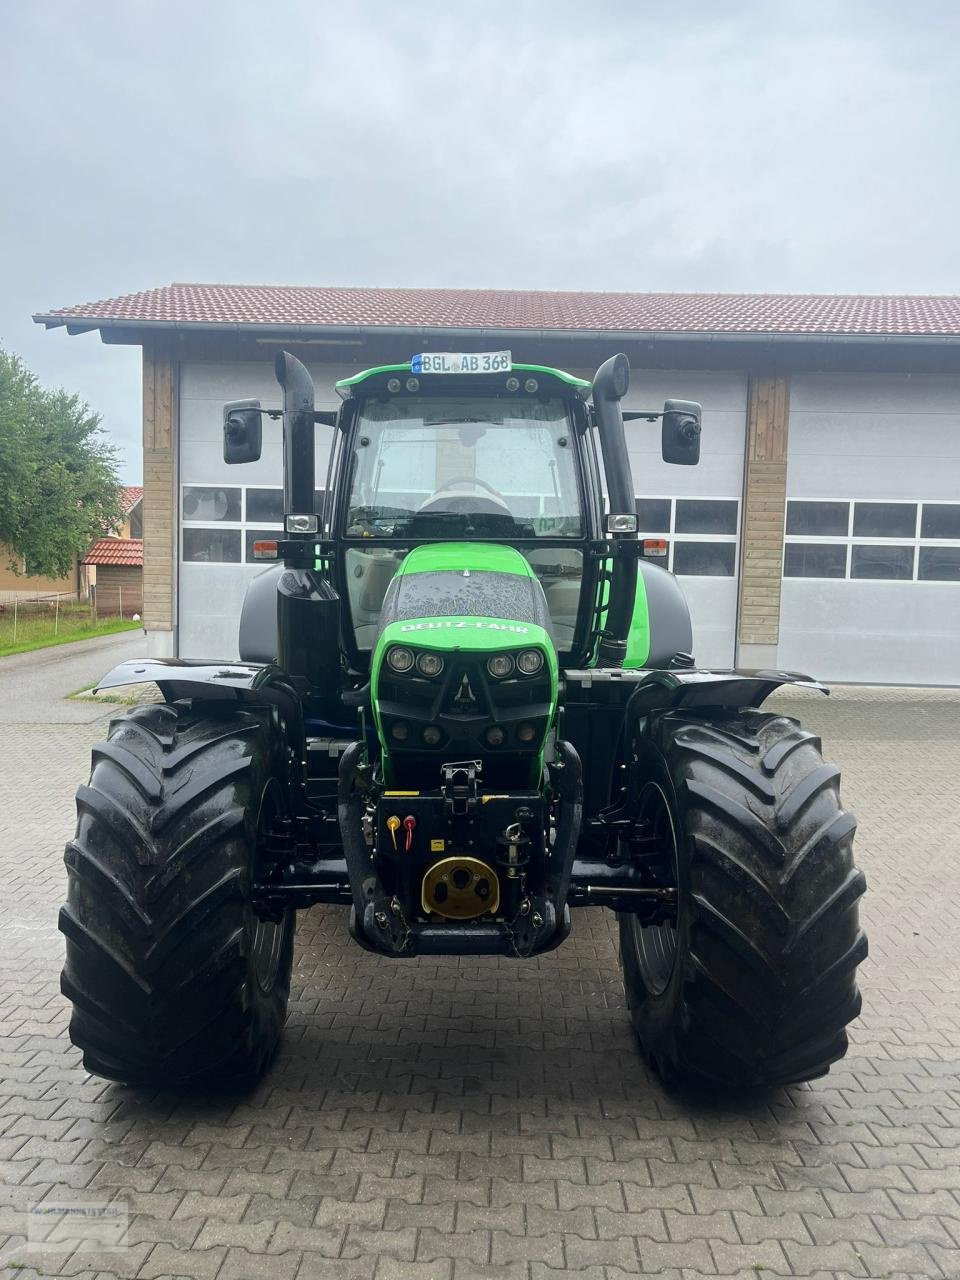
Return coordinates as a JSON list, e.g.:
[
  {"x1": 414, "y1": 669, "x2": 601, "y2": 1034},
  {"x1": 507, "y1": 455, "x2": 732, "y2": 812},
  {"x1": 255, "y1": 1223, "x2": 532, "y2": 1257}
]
[{"x1": 435, "y1": 475, "x2": 505, "y2": 500}]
